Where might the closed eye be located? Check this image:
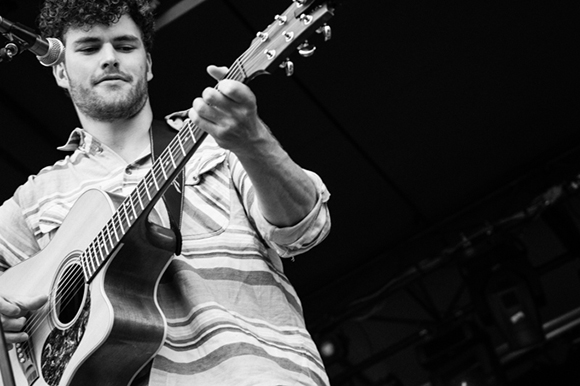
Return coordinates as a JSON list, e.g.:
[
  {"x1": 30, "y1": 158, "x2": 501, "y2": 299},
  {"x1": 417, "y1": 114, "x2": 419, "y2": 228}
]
[
  {"x1": 77, "y1": 46, "x2": 99, "y2": 54},
  {"x1": 116, "y1": 45, "x2": 137, "y2": 52}
]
